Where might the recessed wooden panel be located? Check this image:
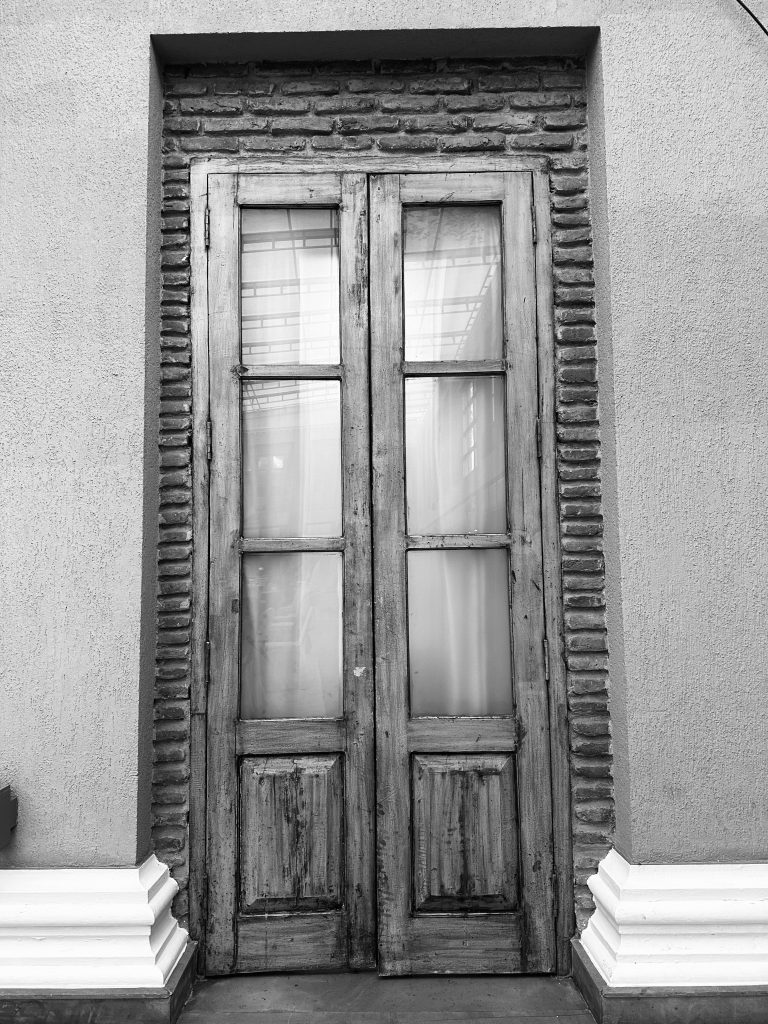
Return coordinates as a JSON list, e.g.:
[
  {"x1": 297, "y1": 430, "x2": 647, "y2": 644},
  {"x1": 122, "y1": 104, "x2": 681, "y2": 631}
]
[
  {"x1": 239, "y1": 755, "x2": 343, "y2": 913},
  {"x1": 412, "y1": 754, "x2": 518, "y2": 913}
]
